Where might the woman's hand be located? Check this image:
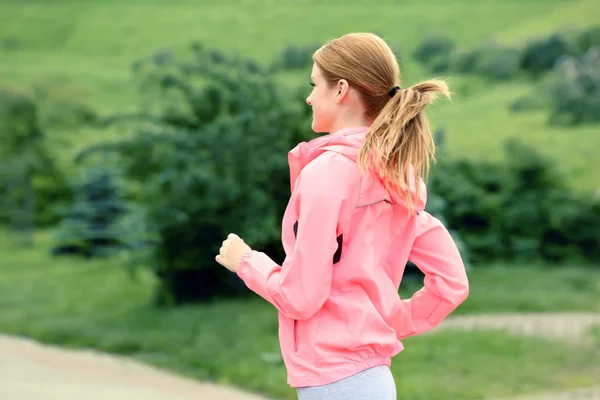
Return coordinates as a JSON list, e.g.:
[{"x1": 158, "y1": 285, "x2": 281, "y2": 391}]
[{"x1": 216, "y1": 233, "x2": 252, "y2": 273}]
